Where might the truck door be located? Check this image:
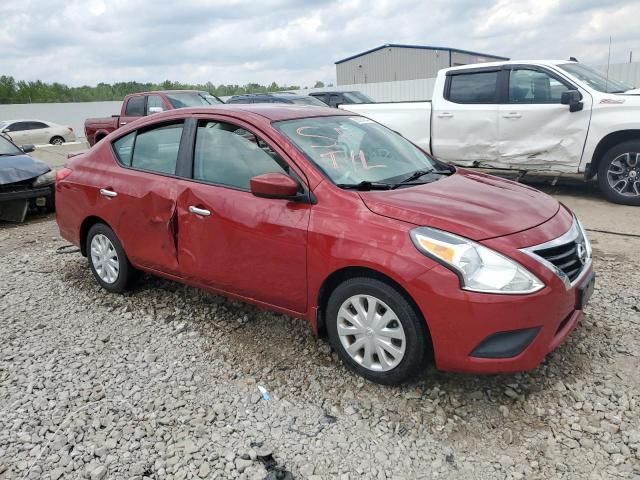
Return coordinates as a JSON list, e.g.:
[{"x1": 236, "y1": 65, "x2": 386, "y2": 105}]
[
  {"x1": 120, "y1": 95, "x2": 145, "y2": 128},
  {"x1": 497, "y1": 67, "x2": 591, "y2": 172},
  {"x1": 431, "y1": 68, "x2": 500, "y2": 166}
]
